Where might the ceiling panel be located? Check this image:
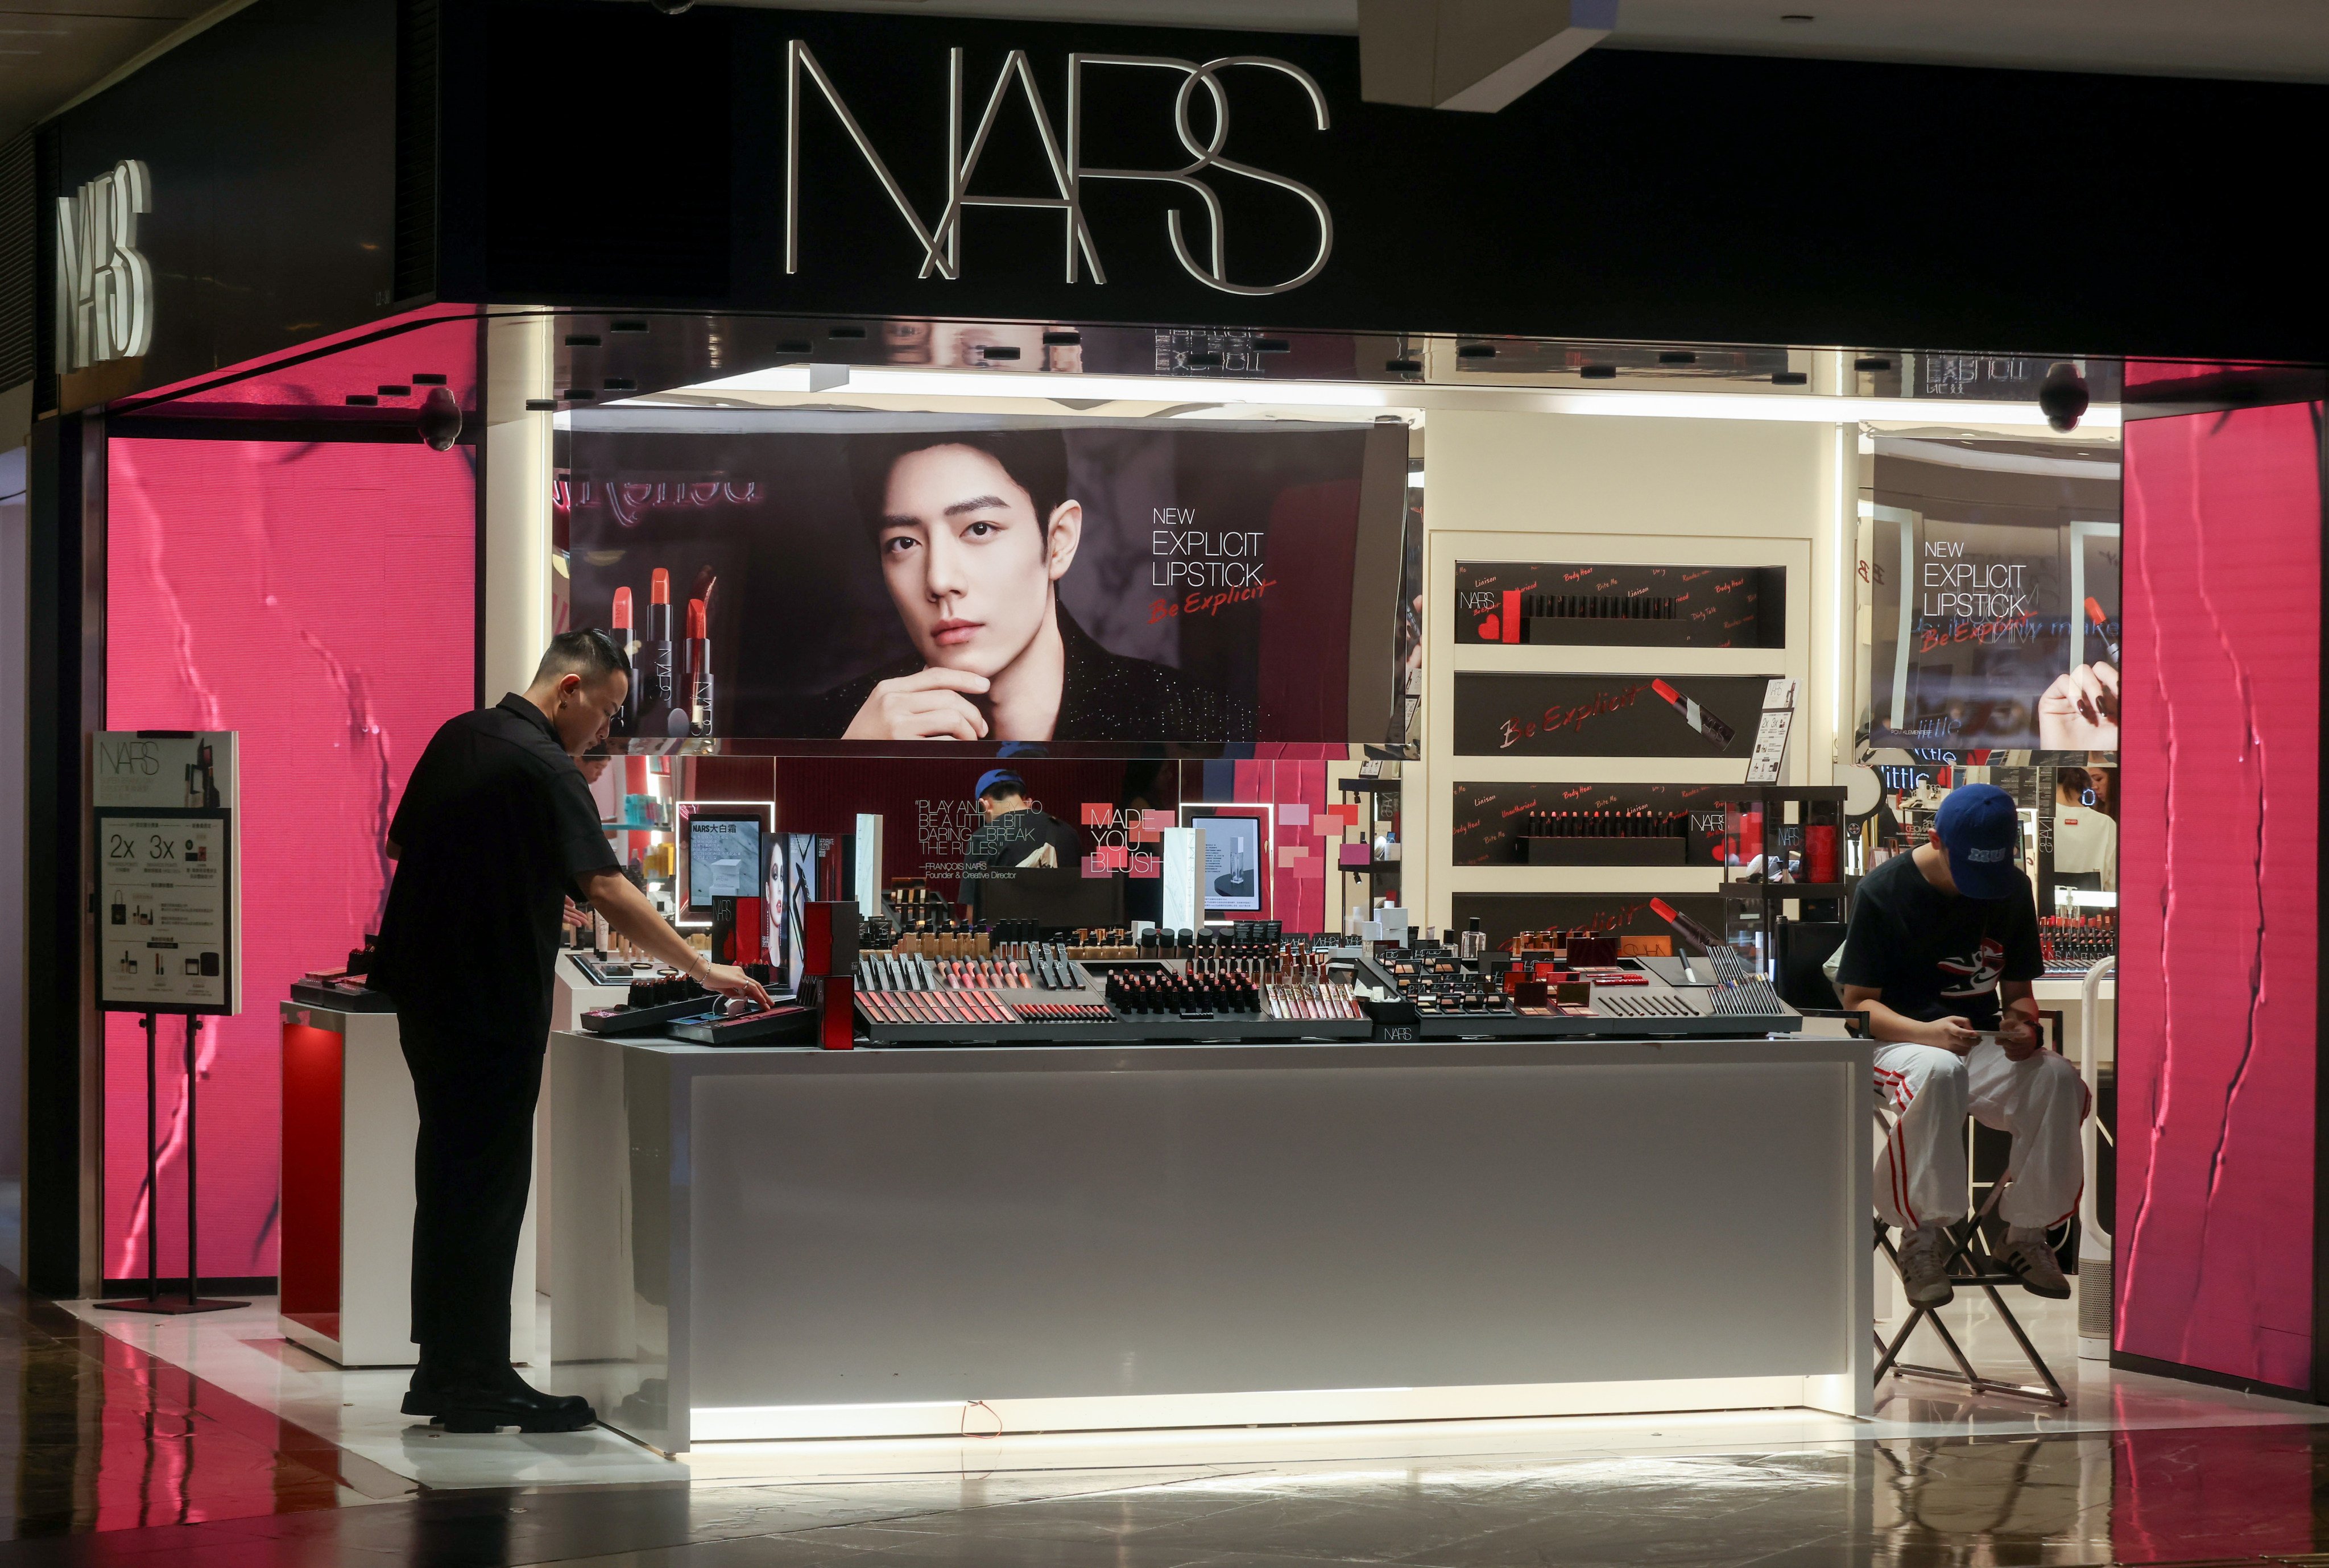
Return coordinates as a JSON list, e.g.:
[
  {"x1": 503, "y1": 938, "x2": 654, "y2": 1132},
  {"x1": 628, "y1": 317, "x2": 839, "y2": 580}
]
[
  {"x1": 703, "y1": 0, "x2": 2329, "y2": 83},
  {"x1": 0, "y1": 1, "x2": 208, "y2": 143}
]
